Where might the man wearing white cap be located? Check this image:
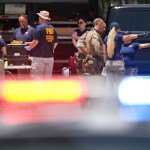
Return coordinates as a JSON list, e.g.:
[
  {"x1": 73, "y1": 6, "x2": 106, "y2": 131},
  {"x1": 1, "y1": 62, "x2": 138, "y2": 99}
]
[{"x1": 24, "y1": 10, "x2": 58, "y2": 78}]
